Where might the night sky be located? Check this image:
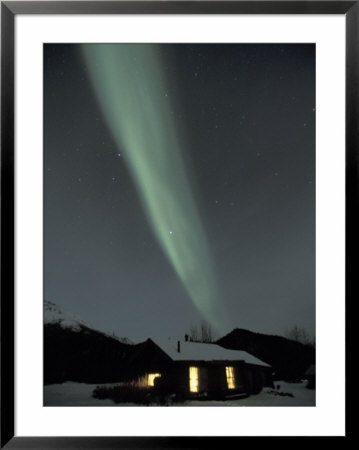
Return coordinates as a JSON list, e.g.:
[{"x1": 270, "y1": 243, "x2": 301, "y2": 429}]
[{"x1": 44, "y1": 44, "x2": 315, "y2": 343}]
